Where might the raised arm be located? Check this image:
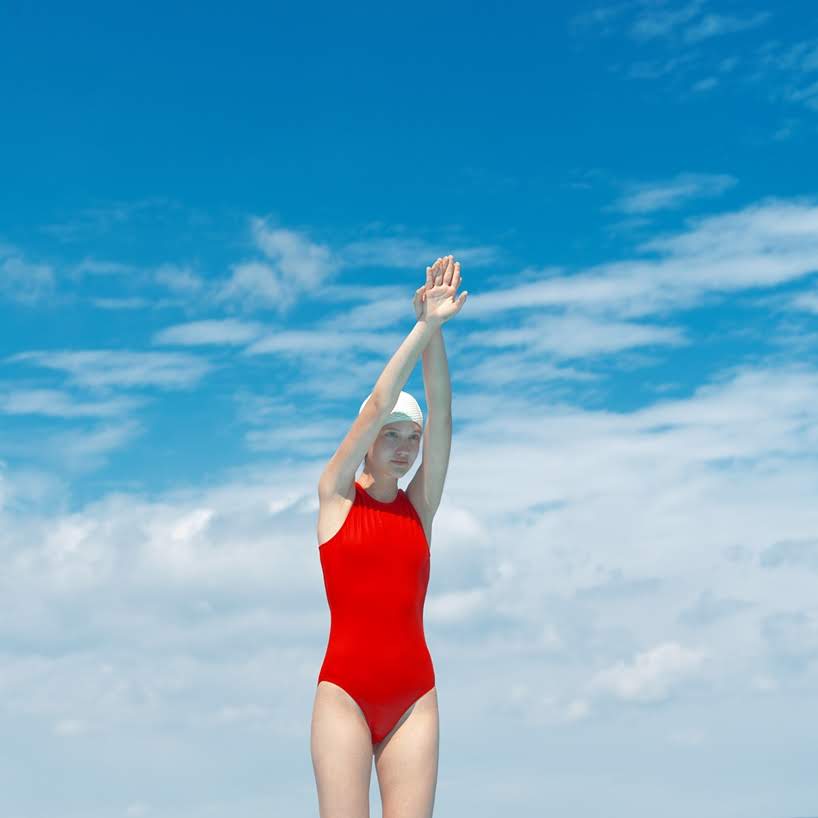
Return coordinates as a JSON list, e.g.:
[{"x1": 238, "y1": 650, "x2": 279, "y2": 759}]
[
  {"x1": 319, "y1": 257, "x2": 467, "y2": 501},
  {"x1": 408, "y1": 256, "x2": 461, "y2": 517},
  {"x1": 318, "y1": 317, "x2": 440, "y2": 500}
]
